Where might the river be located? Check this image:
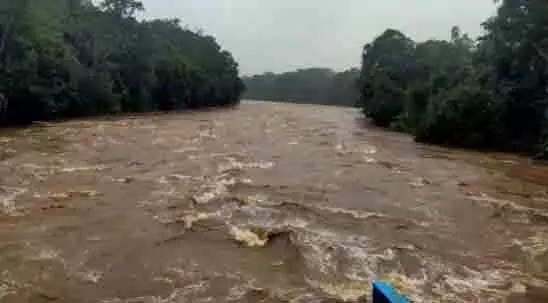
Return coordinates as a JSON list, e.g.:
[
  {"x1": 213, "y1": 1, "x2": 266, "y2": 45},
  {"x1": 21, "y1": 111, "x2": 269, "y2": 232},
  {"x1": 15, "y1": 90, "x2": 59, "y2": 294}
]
[{"x1": 0, "y1": 101, "x2": 547, "y2": 302}]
